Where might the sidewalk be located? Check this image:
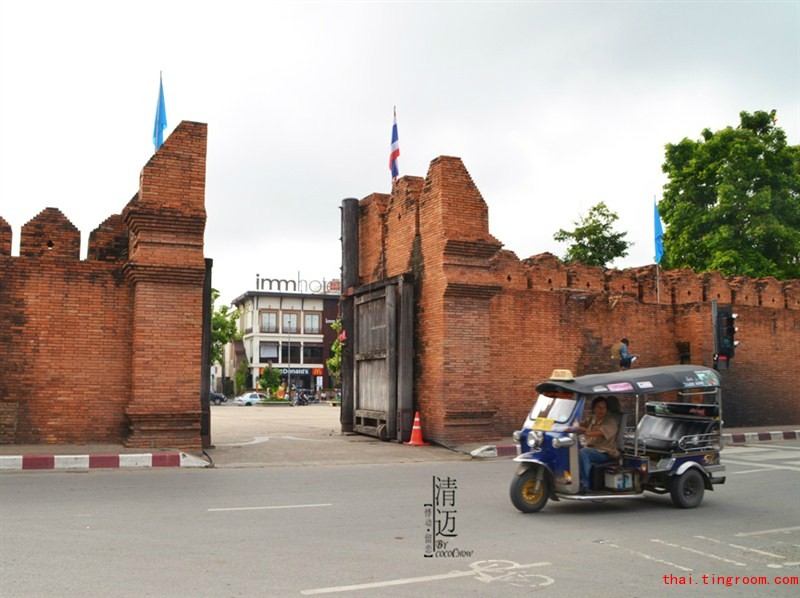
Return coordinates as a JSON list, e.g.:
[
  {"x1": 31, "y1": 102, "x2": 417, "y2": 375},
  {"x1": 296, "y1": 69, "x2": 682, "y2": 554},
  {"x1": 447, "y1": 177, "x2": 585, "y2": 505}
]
[{"x1": 0, "y1": 404, "x2": 797, "y2": 472}]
